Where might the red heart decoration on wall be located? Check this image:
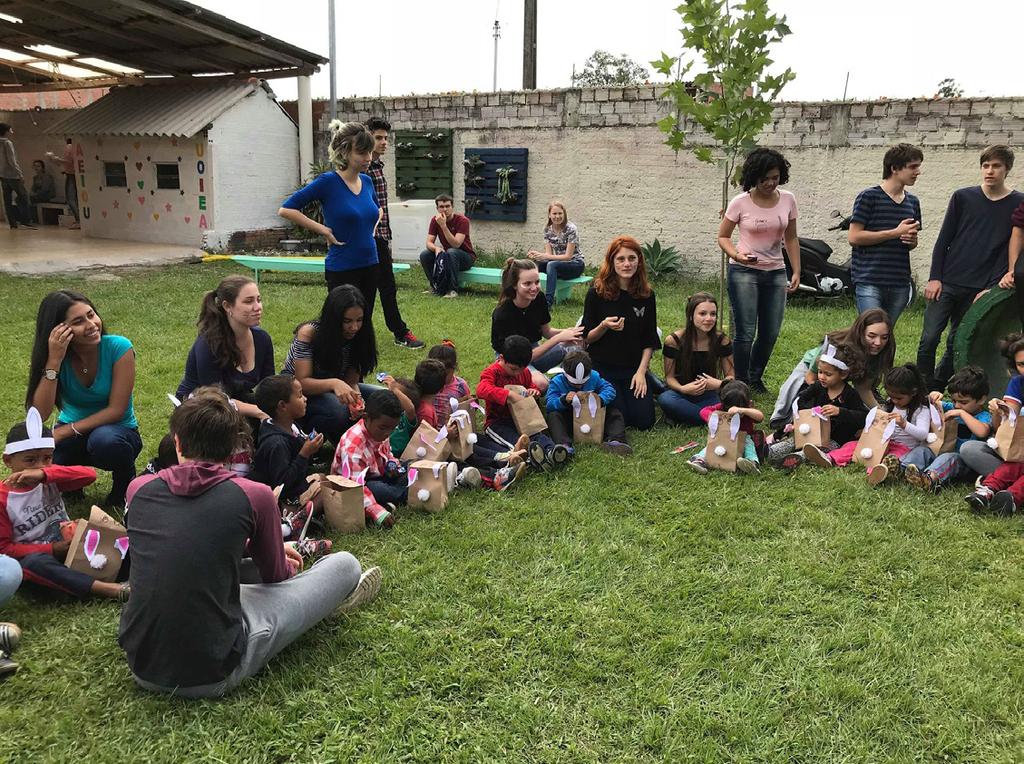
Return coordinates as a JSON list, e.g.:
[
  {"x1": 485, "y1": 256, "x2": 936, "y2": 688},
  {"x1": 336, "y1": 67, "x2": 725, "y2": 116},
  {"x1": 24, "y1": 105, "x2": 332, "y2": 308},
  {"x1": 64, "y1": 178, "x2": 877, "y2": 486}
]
[
  {"x1": 184, "y1": 216, "x2": 191, "y2": 224},
  {"x1": 101, "y1": 211, "x2": 107, "y2": 218},
  {"x1": 137, "y1": 197, "x2": 145, "y2": 205}
]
